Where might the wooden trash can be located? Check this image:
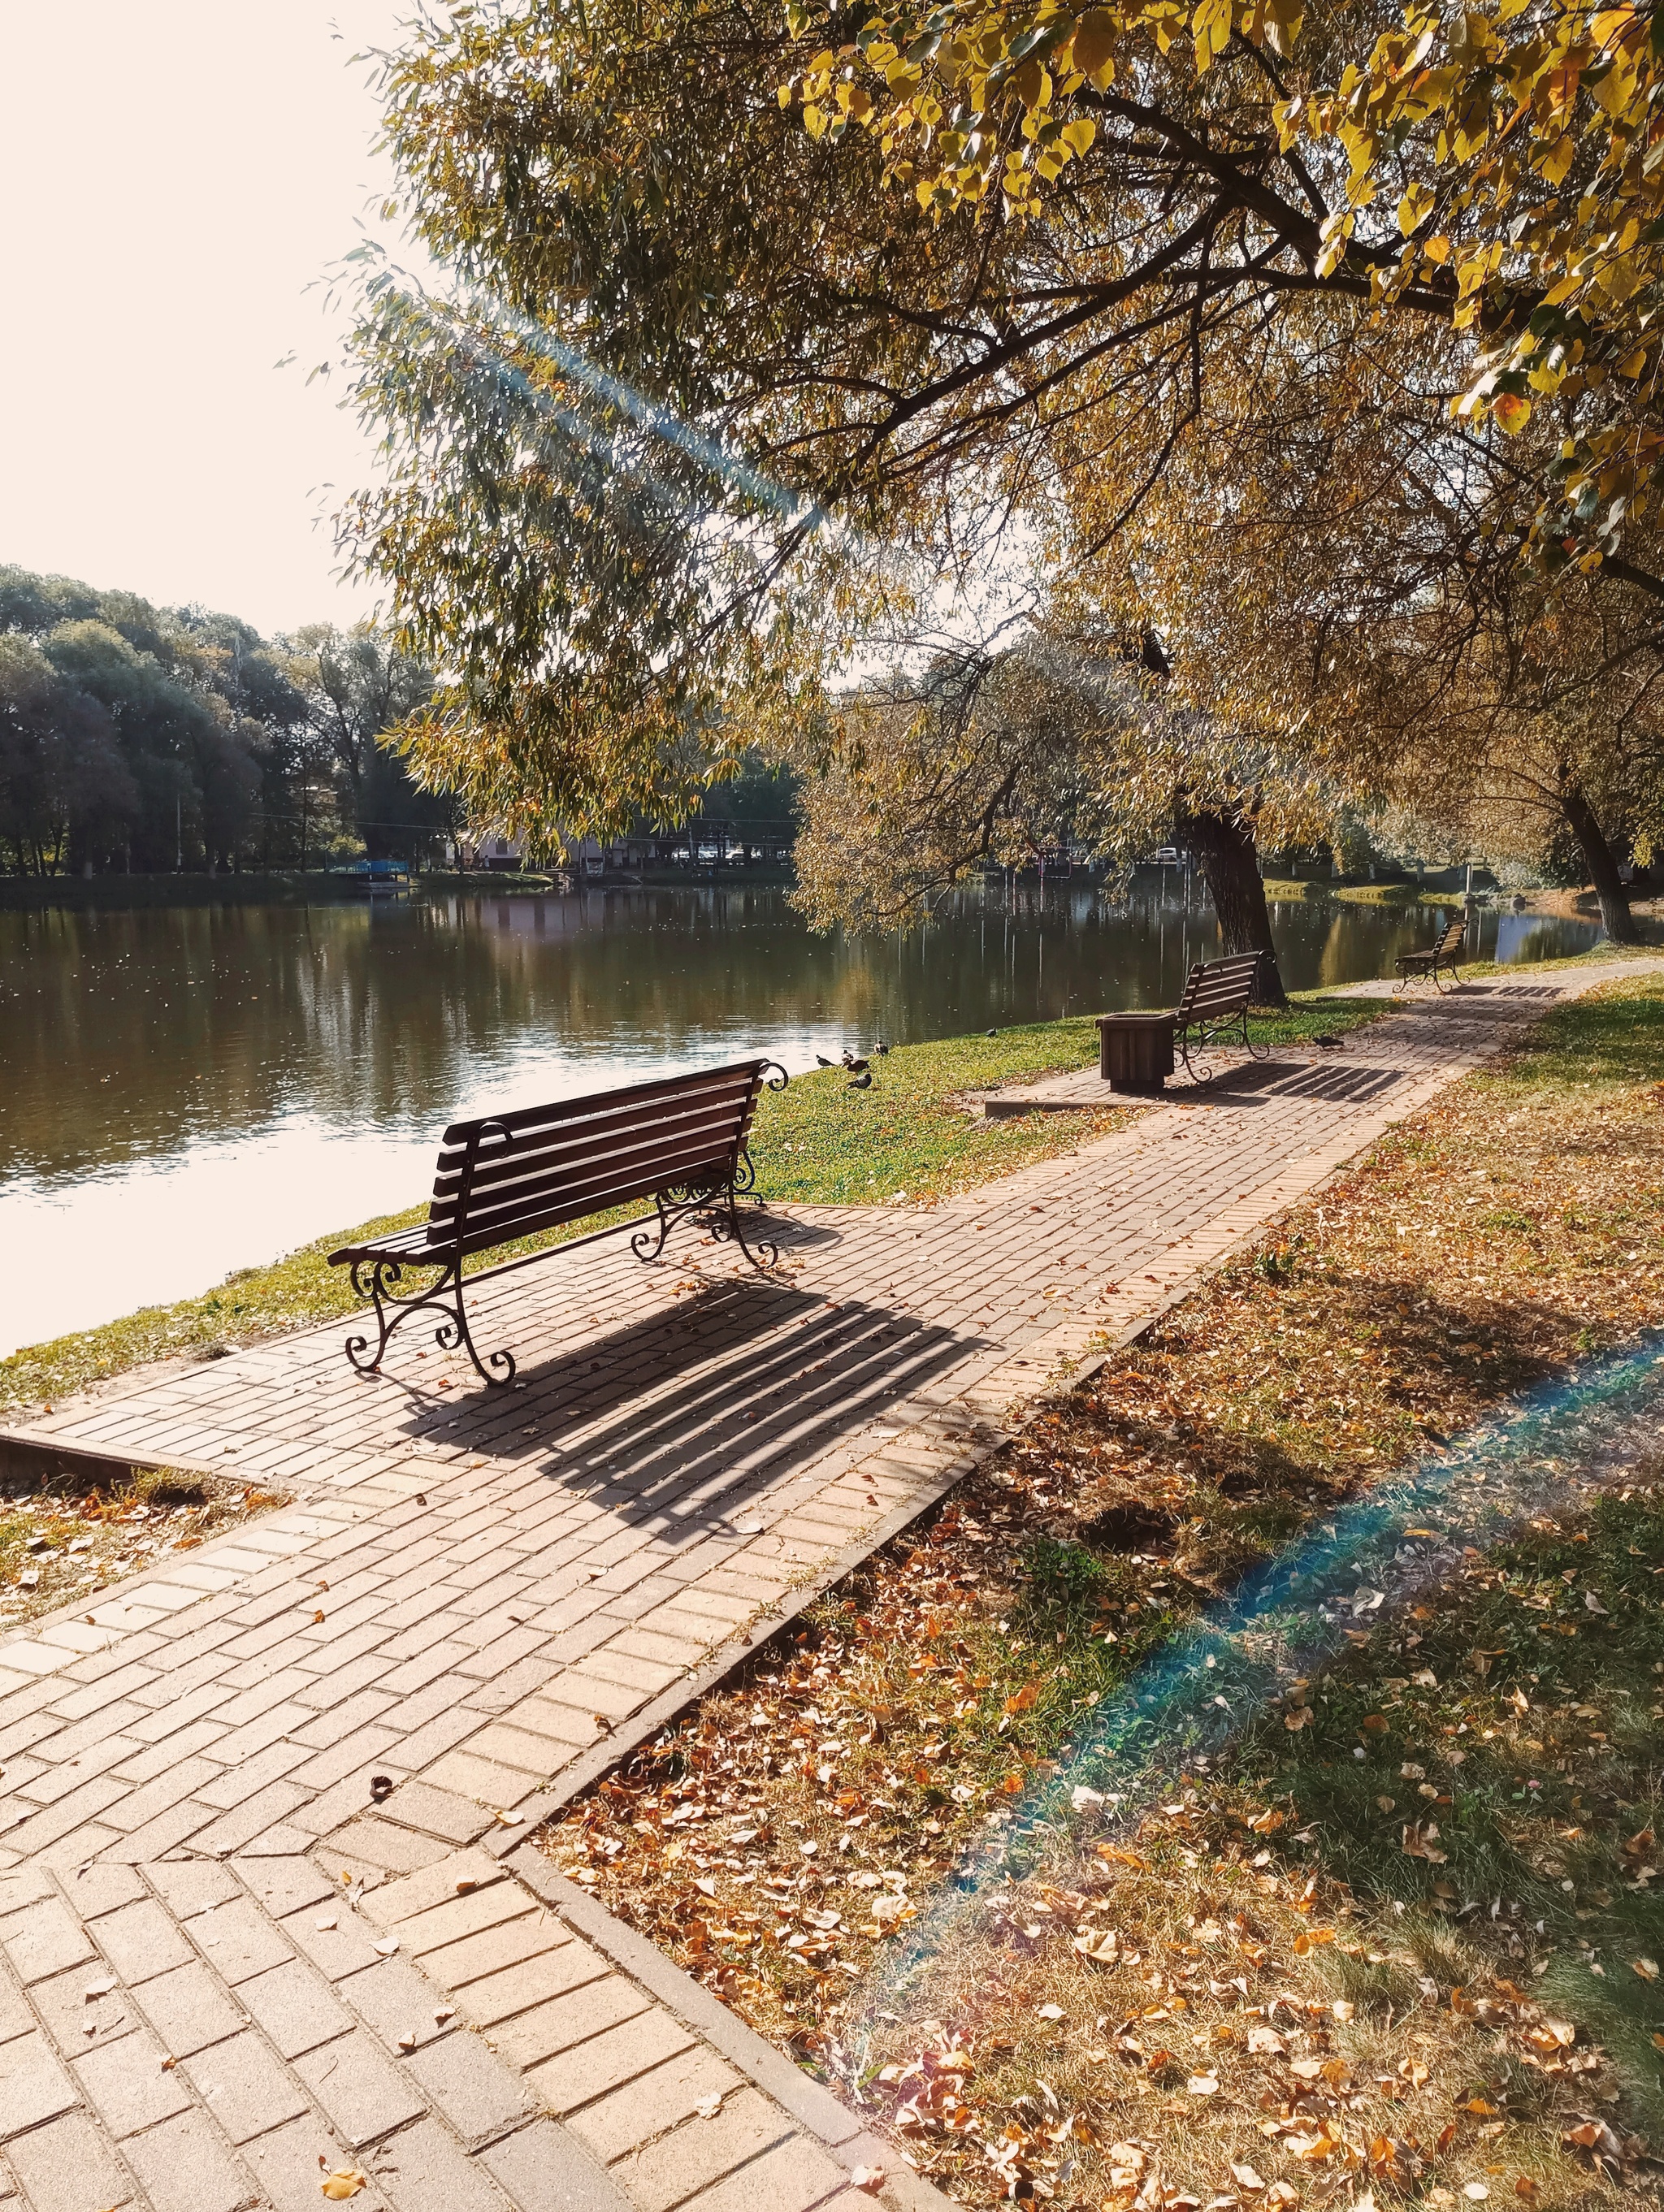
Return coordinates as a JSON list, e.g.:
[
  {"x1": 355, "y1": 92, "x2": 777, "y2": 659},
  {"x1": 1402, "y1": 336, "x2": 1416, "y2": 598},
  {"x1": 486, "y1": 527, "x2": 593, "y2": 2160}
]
[{"x1": 1096, "y1": 1011, "x2": 1176, "y2": 1092}]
